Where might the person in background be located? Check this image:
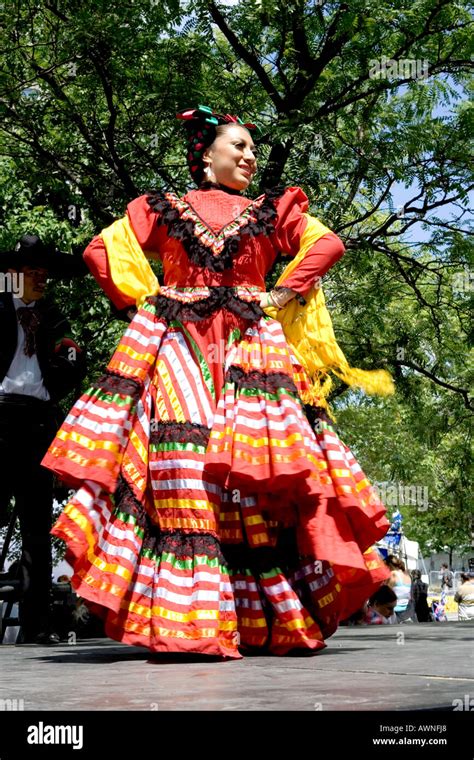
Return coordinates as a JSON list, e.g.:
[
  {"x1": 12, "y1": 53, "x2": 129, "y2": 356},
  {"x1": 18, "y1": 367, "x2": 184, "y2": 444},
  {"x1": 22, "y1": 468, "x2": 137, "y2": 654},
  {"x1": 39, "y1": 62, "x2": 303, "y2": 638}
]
[
  {"x1": 411, "y1": 569, "x2": 432, "y2": 622},
  {"x1": 363, "y1": 584, "x2": 397, "y2": 624},
  {"x1": 454, "y1": 573, "x2": 474, "y2": 621},
  {"x1": 0, "y1": 234, "x2": 86, "y2": 645},
  {"x1": 440, "y1": 563, "x2": 453, "y2": 592},
  {"x1": 343, "y1": 585, "x2": 397, "y2": 625},
  {"x1": 431, "y1": 597, "x2": 447, "y2": 622},
  {"x1": 384, "y1": 555, "x2": 415, "y2": 623}
]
